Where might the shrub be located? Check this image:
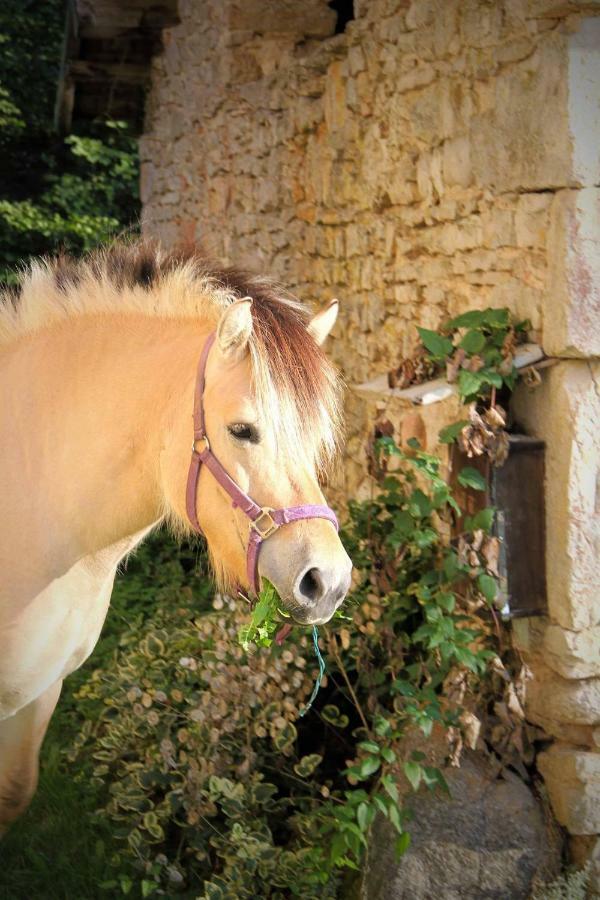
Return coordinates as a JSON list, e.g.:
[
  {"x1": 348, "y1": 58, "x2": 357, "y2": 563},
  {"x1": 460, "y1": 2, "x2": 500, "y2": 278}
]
[{"x1": 64, "y1": 433, "x2": 502, "y2": 897}]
